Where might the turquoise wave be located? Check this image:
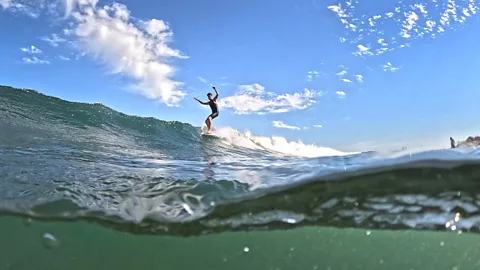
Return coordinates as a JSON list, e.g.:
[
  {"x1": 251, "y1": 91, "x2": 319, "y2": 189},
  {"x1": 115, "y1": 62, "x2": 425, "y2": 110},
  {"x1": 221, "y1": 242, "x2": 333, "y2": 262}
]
[{"x1": 2, "y1": 85, "x2": 480, "y2": 237}]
